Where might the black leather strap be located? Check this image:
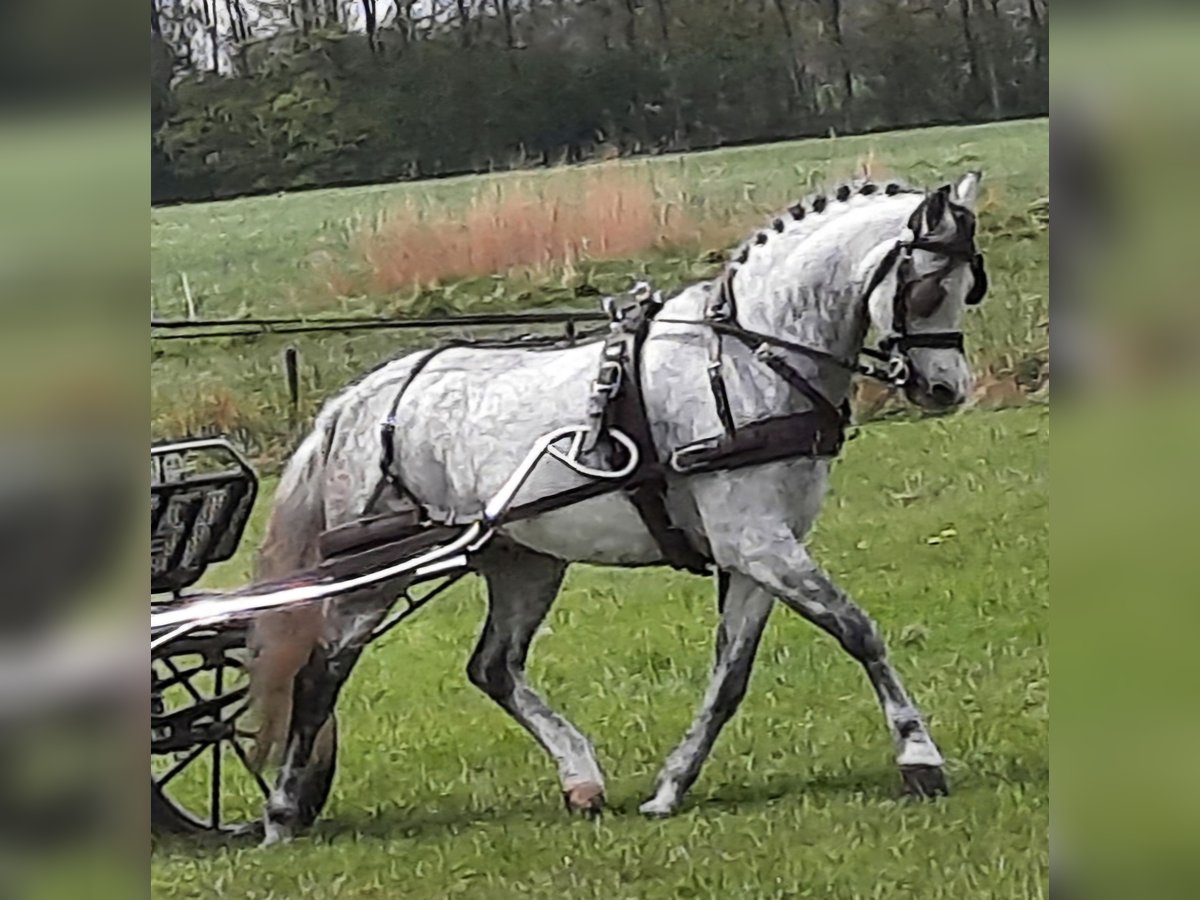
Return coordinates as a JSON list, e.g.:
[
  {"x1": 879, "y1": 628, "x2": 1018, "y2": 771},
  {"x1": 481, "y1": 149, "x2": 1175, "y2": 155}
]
[
  {"x1": 707, "y1": 333, "x2": 737, "y2": 438},
  {"x1": 502, "y1": 475, "x2": 628, "y2": 525},
  {"x1": 612, "y1": 304, "x2": 712, "y2": 576},
  {"x1": 363, "y1": 345, "x2": 452, "y2": 514},
  {"x1": 703, "y1": 279, "x2": 738, "y2": 437},
  {"x1": 677, "y1": 266, "x2": 849, "y2": 461},
  {"x1": 882, "y1": 332, "x2": 966, "y2": 353},
  {"x1": 671, "y1": 410, "x2": 845, "y2": 474}
]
